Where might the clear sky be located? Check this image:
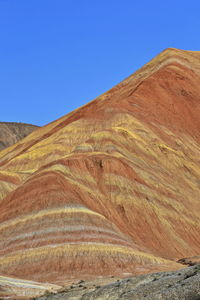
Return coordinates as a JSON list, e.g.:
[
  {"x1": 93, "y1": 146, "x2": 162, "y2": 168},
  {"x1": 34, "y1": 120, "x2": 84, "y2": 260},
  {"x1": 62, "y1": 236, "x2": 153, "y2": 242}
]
[{"x1": 0, "y1": 0, "x2": 199, "y2": 126}]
